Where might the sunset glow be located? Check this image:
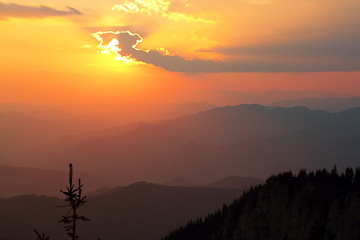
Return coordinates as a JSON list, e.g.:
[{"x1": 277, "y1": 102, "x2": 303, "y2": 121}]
[
  {"x1": 2, "y1": 1, "x2": 360, "y2": 238},
  {"x1": 0, "y1": 0, "x2": 359, "y2": 107}
]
